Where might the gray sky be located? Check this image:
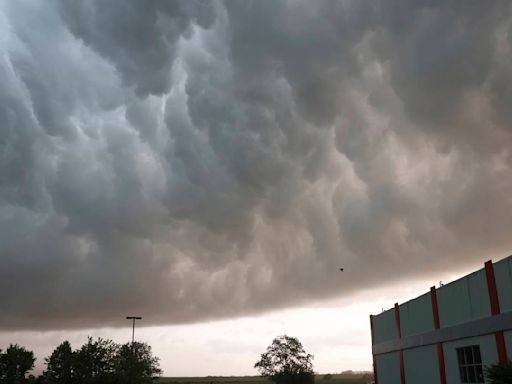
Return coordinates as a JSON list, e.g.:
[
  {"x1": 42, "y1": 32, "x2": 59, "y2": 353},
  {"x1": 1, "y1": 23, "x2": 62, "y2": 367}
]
[{"x1": 1, "y1": 0, "x2": 512, "y2": 375}]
